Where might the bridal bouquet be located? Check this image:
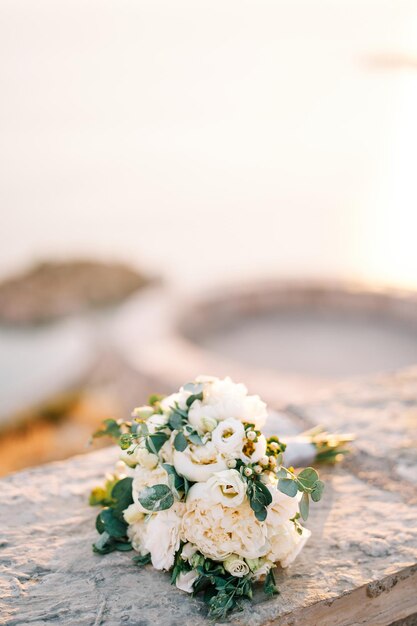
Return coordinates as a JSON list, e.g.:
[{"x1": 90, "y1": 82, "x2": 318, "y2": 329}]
[{"x1": 90, "y1": 376, "x2": 327, "y2": 618}]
